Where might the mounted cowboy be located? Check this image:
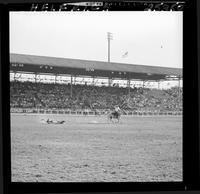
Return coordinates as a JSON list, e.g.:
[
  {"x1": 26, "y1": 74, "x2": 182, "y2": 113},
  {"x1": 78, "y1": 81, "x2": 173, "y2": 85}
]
[
  {"x1": 108, "y1": 105, "x2": 121, "y2": 122},
  {"x1": 113, "y1": 105, "x2": 121, "y2": 117}
]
